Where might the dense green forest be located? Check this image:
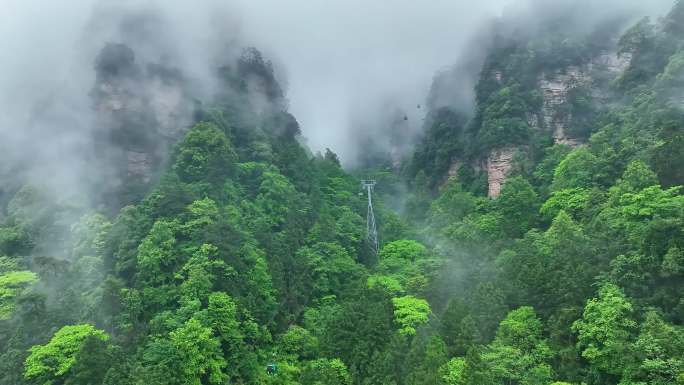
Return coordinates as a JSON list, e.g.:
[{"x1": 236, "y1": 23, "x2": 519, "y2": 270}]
[{"x1": 1, "y1": 2, "x2": 684, "y2": 385}]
